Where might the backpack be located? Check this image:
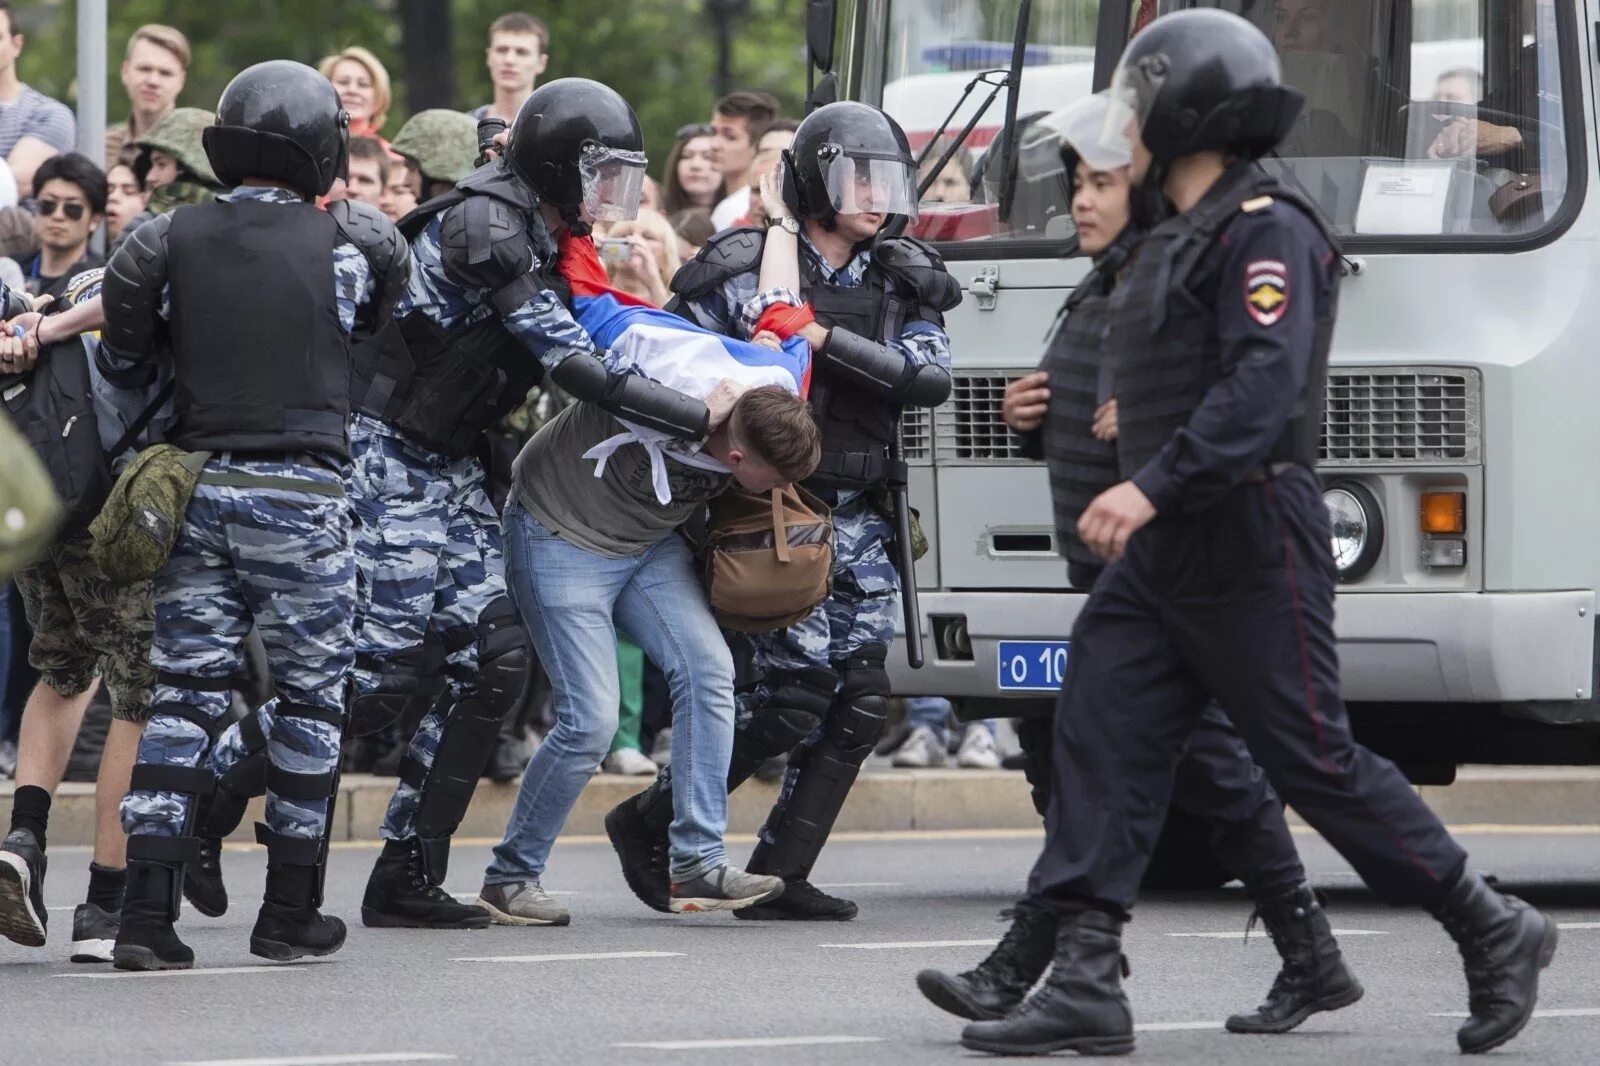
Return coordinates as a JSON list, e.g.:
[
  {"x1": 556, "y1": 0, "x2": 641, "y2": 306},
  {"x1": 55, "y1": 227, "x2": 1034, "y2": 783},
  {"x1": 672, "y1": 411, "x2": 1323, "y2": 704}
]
[
  {"x1": 0, "y1": 337, "x2": 170, "y2": 535},
  {"x1": 701, "y1": 485, "x2": 834, "y2": 633}
]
